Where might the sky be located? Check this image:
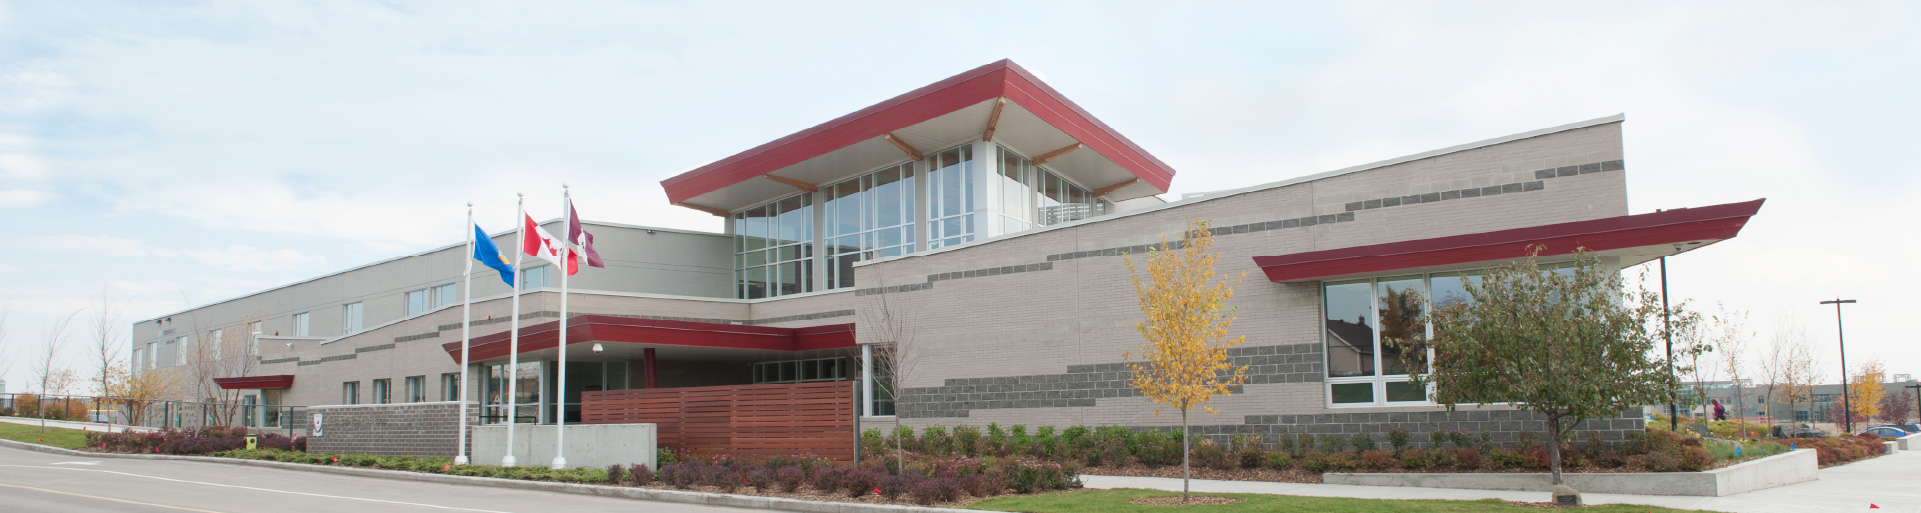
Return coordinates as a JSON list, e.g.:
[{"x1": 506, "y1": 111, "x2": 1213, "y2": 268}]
[{"x1": 0, "y1": 1, "x2": 1915, "y2": 393}]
